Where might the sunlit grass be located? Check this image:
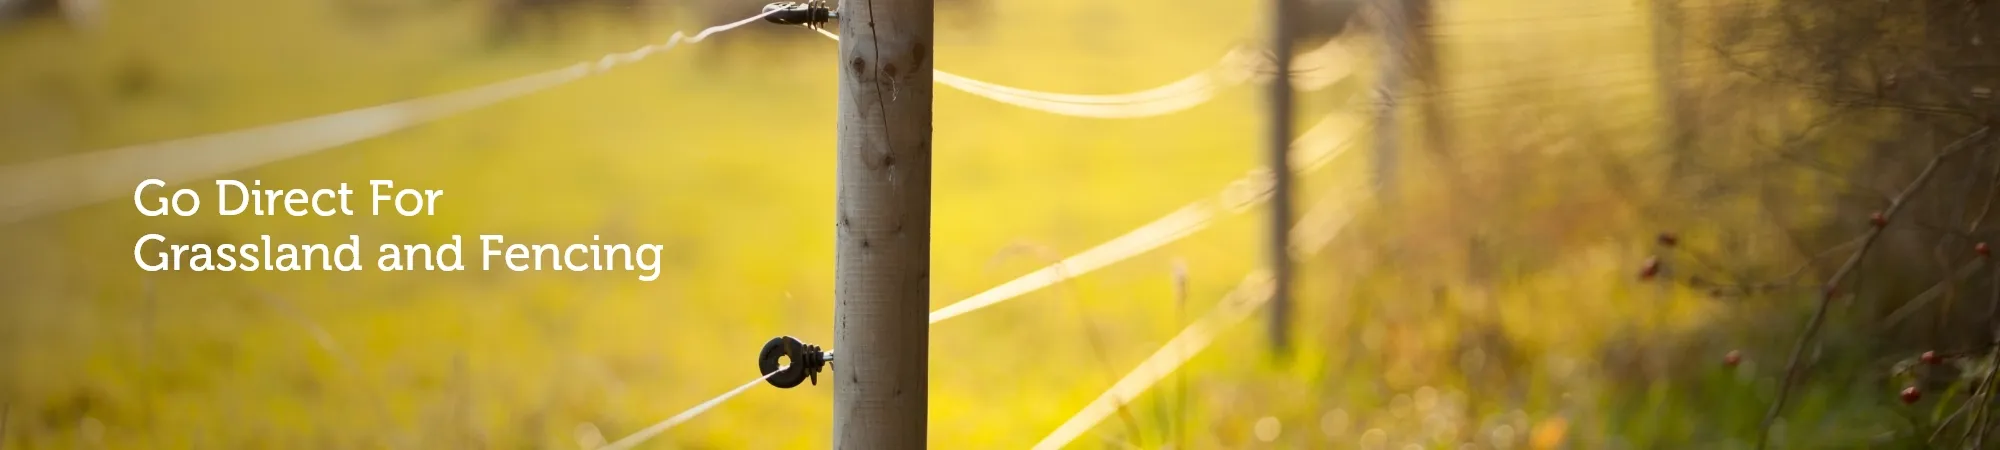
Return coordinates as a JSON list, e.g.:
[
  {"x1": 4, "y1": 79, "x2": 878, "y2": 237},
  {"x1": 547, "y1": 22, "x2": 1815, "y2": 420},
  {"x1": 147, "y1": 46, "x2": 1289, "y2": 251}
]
[{"x1": 0, "y1": 0, "x2": 1926, "y2": 447}]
